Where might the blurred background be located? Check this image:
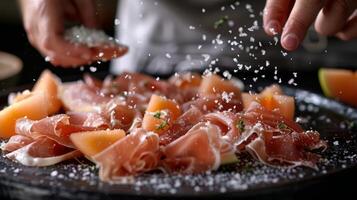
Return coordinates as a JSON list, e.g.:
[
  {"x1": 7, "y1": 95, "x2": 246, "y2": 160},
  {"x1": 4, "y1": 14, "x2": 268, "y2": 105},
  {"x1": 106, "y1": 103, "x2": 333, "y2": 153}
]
[{"x1": 0, "y1": 0, "x2": 356, "y2": 92}]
